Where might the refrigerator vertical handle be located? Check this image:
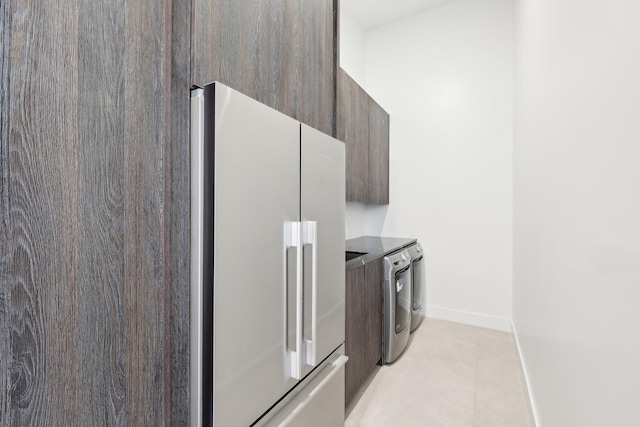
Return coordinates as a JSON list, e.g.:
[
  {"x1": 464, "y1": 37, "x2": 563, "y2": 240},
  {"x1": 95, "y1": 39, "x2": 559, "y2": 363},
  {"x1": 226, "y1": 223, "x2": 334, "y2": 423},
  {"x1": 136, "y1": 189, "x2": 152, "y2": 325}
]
[
  {"x1": 285, "y1": 221, "x2": 303, "y2": 380},
  {"x1": 302, "y1": 221, "x2": 318, "y2": 366}
]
